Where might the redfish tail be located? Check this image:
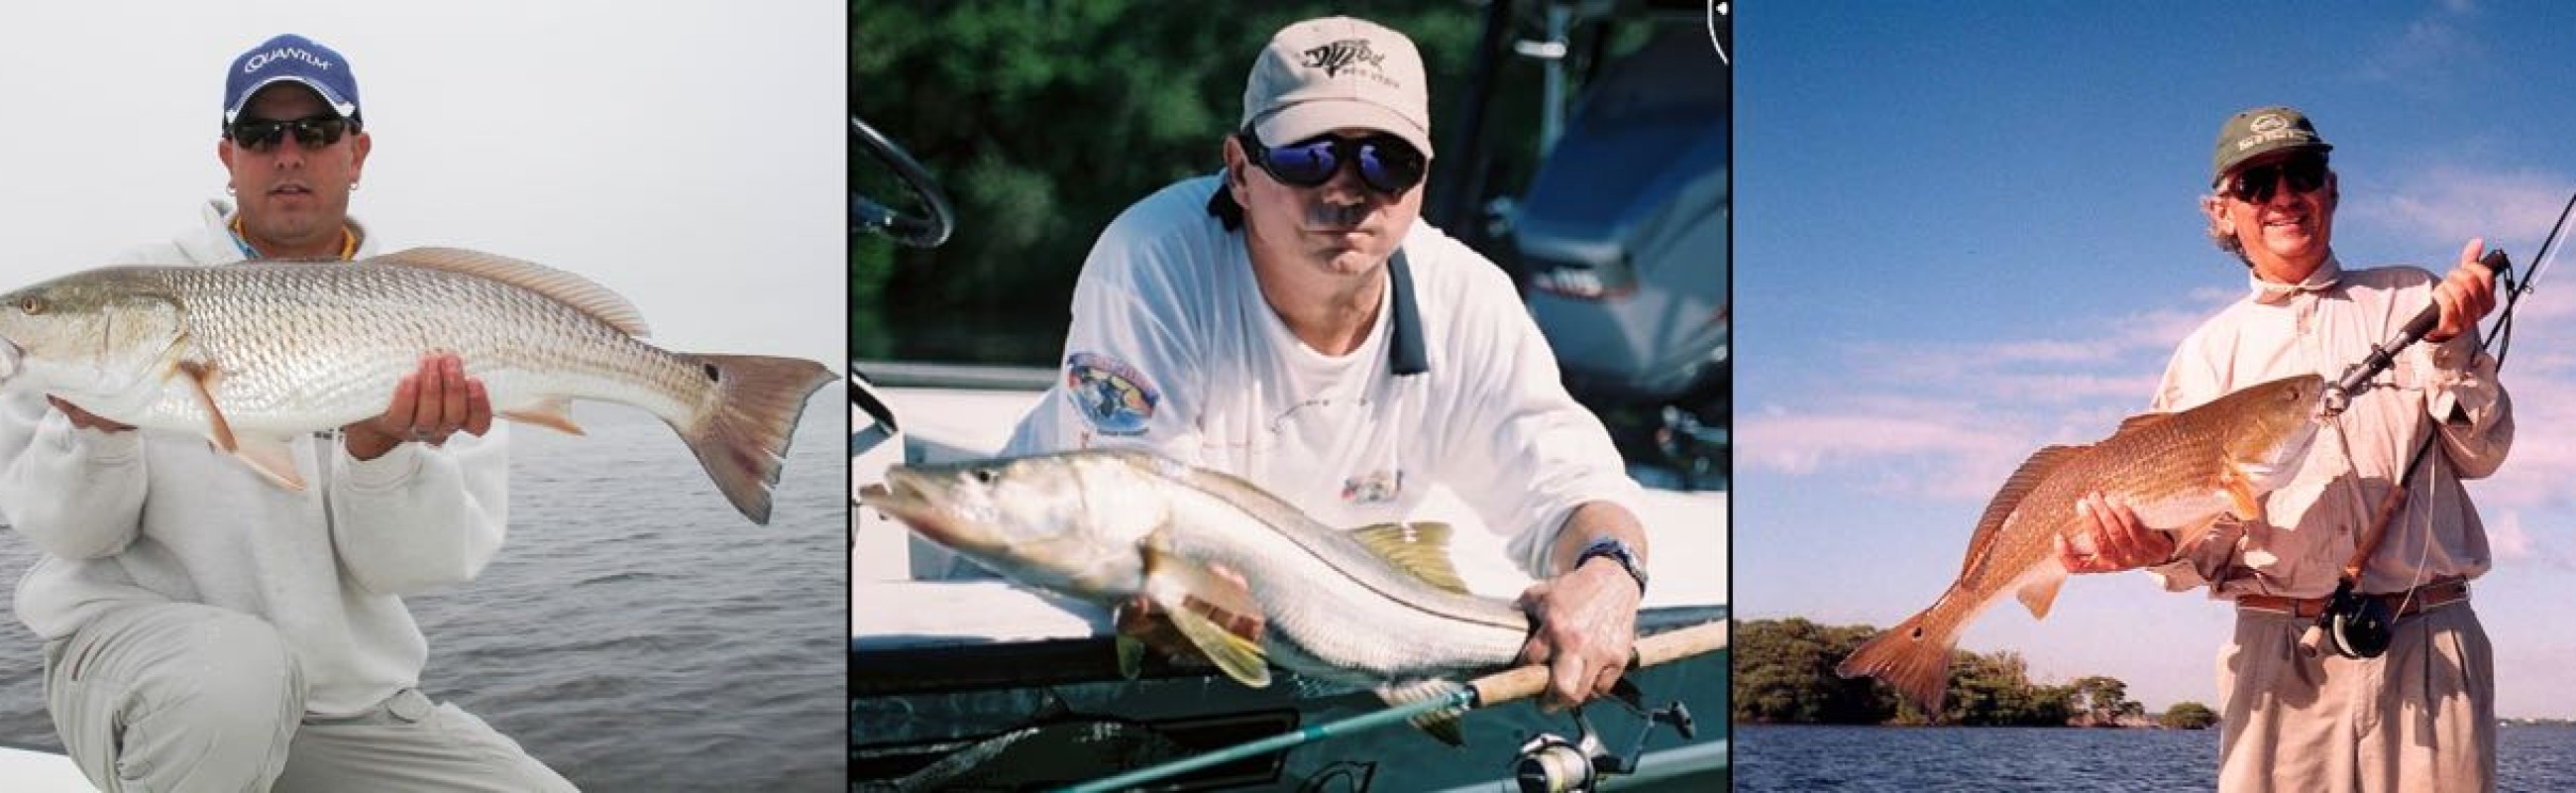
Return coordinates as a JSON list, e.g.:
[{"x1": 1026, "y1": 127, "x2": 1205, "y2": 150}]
[
  {"x1": 672, "y1": 354, "x2": 833, "y2": 524},
  {"x1": 1835, "y1": 602, "x2": 1966, "y2": 720}
]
